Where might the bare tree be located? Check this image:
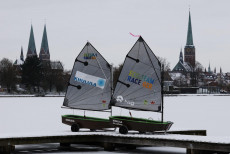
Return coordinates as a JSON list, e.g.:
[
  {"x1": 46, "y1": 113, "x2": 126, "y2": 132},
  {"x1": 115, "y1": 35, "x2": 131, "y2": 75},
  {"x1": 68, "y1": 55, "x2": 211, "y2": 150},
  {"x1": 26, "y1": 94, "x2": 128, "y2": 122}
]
[
  {"x1": 157, "y1": 56, "x2": 171, "y2": 72},
  {"x1": 21, "y1": 56, "x2": 42, "y2": 93},
  {"x1": 0, "y1": 58, "x2": 17, "y2": 93},
  {"x1": 112, "y1": 64, "x2": 123, "y2": 88},
  {"x1": 195, "y1": 61, "x2": 204, "y2": 72}
]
